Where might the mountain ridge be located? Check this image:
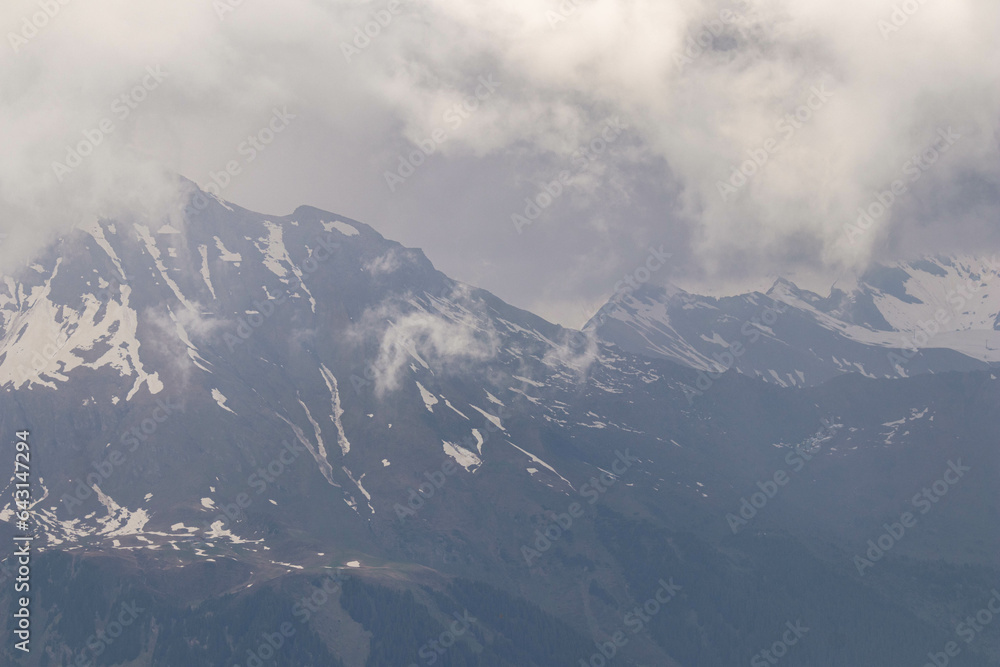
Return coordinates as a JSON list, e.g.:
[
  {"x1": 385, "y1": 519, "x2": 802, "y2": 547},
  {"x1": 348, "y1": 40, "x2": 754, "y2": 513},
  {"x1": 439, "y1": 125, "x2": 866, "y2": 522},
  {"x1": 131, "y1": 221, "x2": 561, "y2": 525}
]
[
  {"x1": 588, "y1": 254, "x2": 1000, "y2": 389},
  {"x1": 1, "y1": 185, "x2": 998, "y2": 665}
]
